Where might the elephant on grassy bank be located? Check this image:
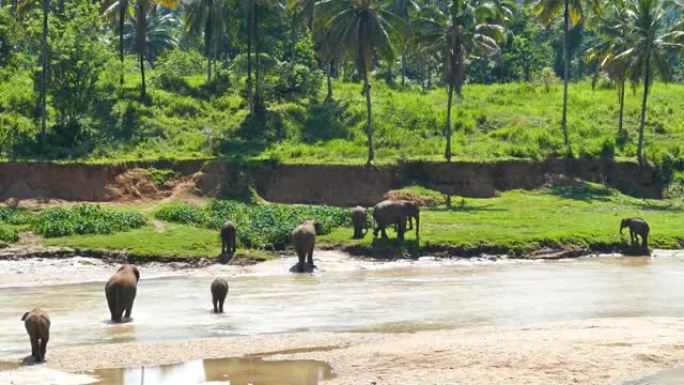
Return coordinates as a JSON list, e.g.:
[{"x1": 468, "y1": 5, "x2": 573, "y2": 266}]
[
  {"x1": 105, "y1": 265, "x2": 140, "y2": 323},
  {"x1": 22, "y1": 308, "x2": 50, "y2": 363},
  {"x1": 291, "y1": 220, "x2": 322, "y2": 273},
  {"x1": 351, "y1": 206, "x2": 368, "y2": 239},
  {"x1": 211, "y1": 278, "x2": 229, "y2": 313},
  {"x1": 372, "y1": 200, "x2": 420, "y2": 241},
  {"x1": 219, "y1": 221, "x2": 237, "y2": 263},
  {"x1": 620, "y1": 218, "x2": 650, "y2": 249}
]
